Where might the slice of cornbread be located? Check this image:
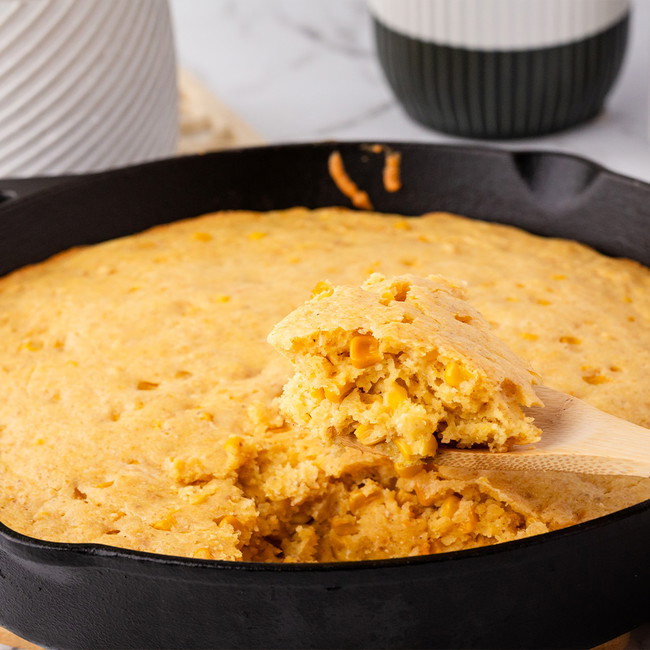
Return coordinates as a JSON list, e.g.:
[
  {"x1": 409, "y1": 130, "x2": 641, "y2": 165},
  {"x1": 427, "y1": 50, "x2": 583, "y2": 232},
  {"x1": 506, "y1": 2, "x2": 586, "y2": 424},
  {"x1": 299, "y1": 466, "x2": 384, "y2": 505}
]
[{"x1": 269, "y1": 274, "x2": 542, "y2": 468}]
